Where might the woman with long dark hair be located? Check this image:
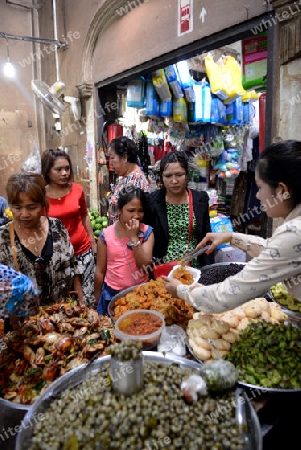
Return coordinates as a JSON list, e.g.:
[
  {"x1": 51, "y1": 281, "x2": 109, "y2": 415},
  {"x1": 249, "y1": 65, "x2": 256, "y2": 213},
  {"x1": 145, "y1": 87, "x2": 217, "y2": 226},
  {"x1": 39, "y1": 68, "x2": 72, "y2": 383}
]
[{"x1": 165, "y1": 140, "x2": 301, "y2": 312}]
